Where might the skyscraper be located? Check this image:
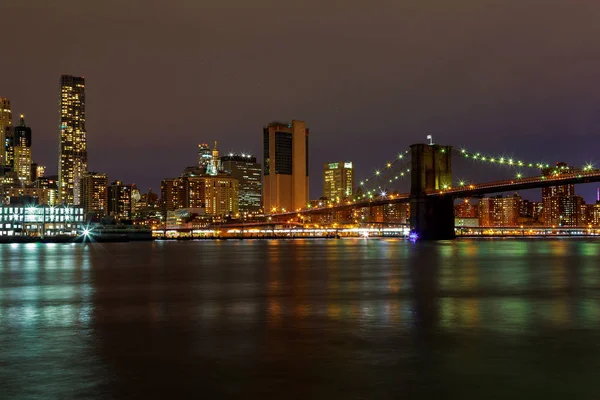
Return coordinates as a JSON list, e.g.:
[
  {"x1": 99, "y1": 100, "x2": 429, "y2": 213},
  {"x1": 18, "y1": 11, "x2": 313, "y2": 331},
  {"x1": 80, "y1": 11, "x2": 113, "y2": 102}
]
[
  {"x1": 81, "y1": 172, "x2": 108, "y2": 219},
  {"x1": 108, "y1": 180, "x2": 133, "y2": 220},
  {"x1": 58, "y1": 75, "x2": 87, "y2": 205},
  {"x1": 263, "y1": 120, "x2": 309, "y2": 213},
  {"x1": 0, "y1": 98, "x2": 11, "y2": 169},
  {"x1": 198, "y1": 143, "x2": 212, "y2": 170},
  {"x1": 323, "y1": 161, "x2": 354, "y2": 202},
  {"x1": 222, "y1": 154, "x2": 262, "y2": 214},
  {"x1": 13, "y1": 115, "x2": 32, "y2": 184}
]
